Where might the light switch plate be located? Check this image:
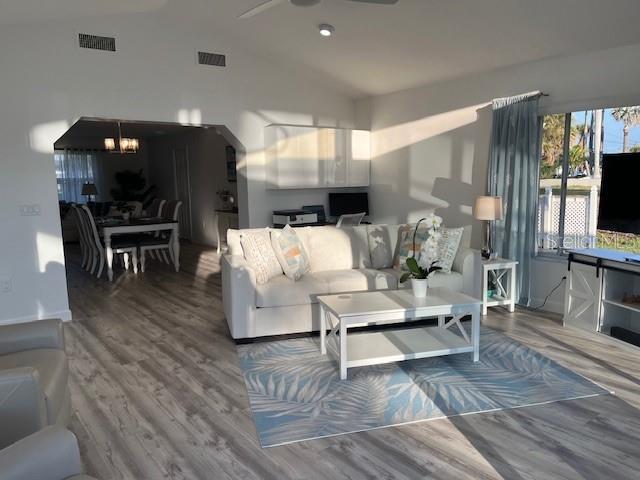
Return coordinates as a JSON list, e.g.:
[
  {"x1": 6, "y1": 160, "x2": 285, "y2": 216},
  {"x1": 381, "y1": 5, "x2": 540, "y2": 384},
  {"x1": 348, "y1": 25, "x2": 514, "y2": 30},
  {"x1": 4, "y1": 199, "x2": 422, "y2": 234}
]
[
  {"x1": 20, "y1": 204, "x2": 41, "y2": 216},
  {"x1": 0, "y1": 278, "x2": 11, "y2": 293}
]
